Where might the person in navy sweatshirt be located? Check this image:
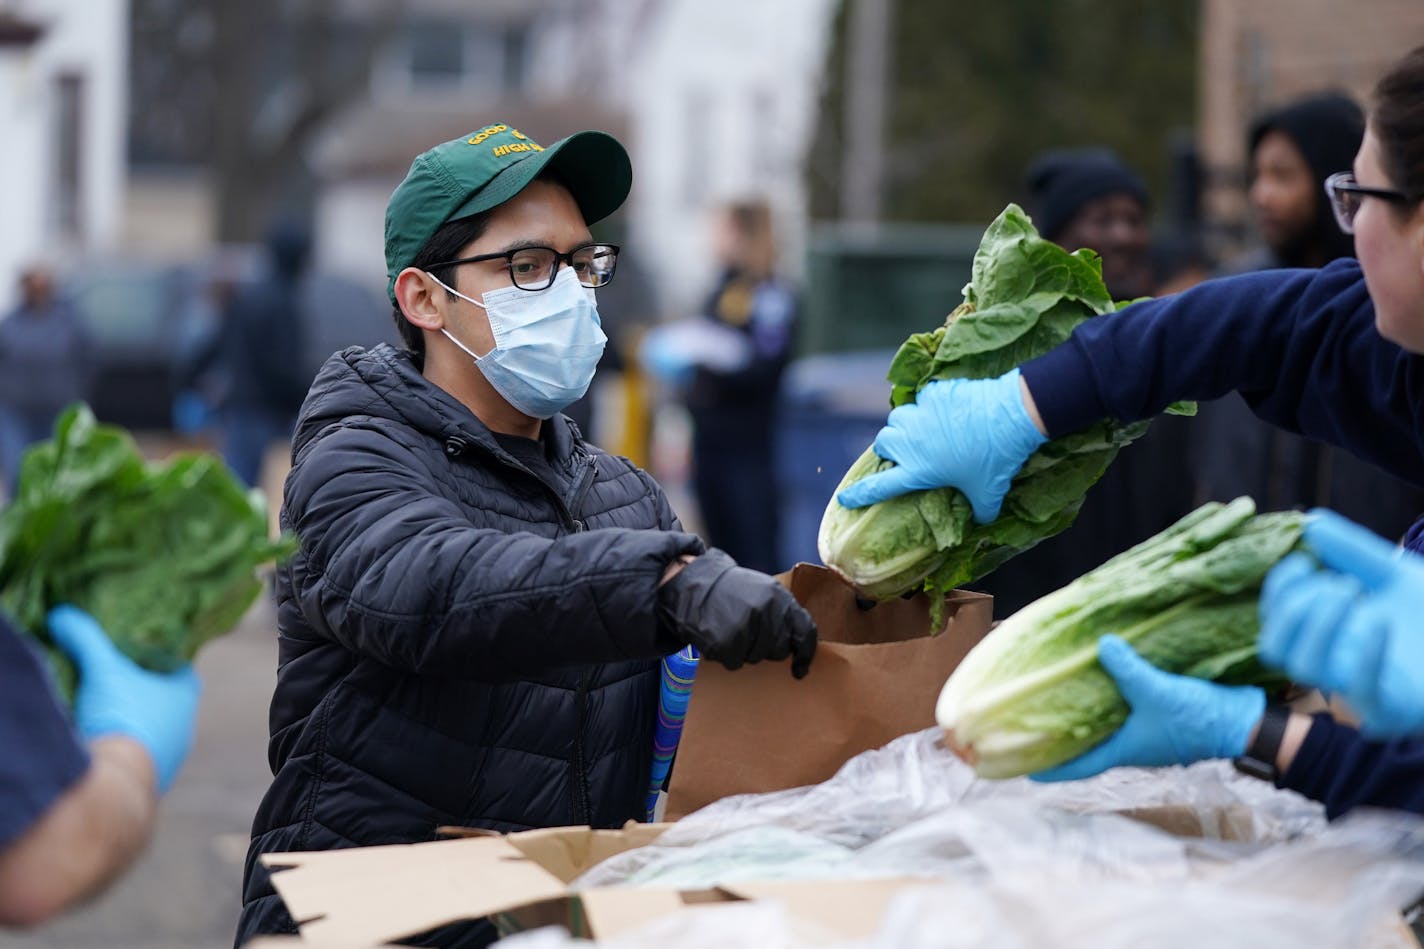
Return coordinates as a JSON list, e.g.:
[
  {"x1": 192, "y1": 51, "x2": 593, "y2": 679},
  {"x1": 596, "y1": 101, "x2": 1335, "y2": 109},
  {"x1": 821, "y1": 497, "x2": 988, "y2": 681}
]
[{"x1": 836, "y1": 44, "x2": 1424, "y2": 819}]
